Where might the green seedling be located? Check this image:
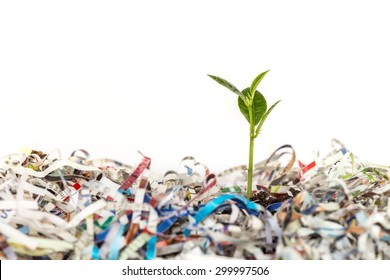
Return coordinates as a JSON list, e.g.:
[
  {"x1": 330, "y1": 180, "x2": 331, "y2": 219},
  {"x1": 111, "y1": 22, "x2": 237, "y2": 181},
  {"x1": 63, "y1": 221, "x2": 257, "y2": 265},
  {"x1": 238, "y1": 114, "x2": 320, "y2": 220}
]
[{"x1": 208, "y1": 70, "x2": 280, "y2": 198}]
